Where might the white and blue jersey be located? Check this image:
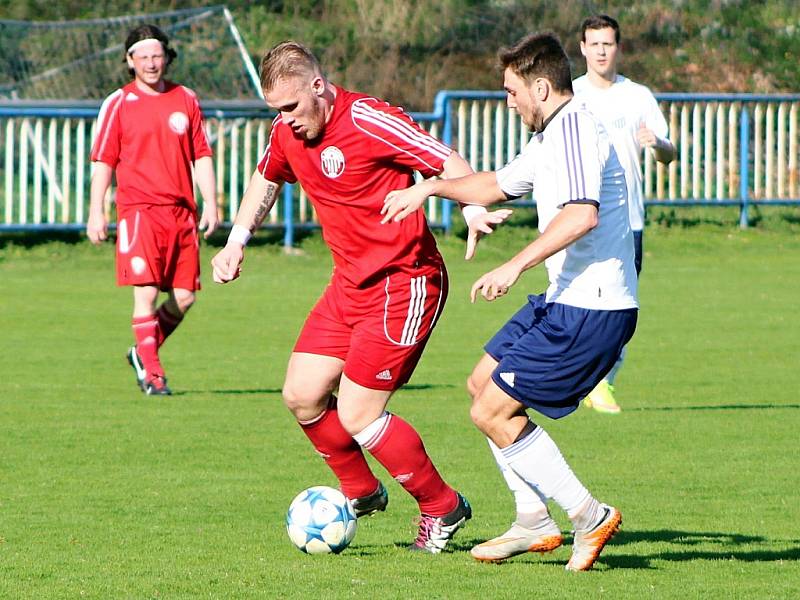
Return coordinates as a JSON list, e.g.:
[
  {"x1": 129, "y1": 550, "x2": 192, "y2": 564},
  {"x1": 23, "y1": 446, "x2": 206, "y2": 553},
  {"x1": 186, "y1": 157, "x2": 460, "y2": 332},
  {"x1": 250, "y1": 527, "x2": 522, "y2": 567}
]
[
  {"x1": 573, "y1": 74, "x2": 669, "y2": 232},
  {"x1": 487, "y1": 98, "x2": 639, "y2": 418},
  {"x1": 496, "y1": 98, "x2": 638, "y2": 311}
]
